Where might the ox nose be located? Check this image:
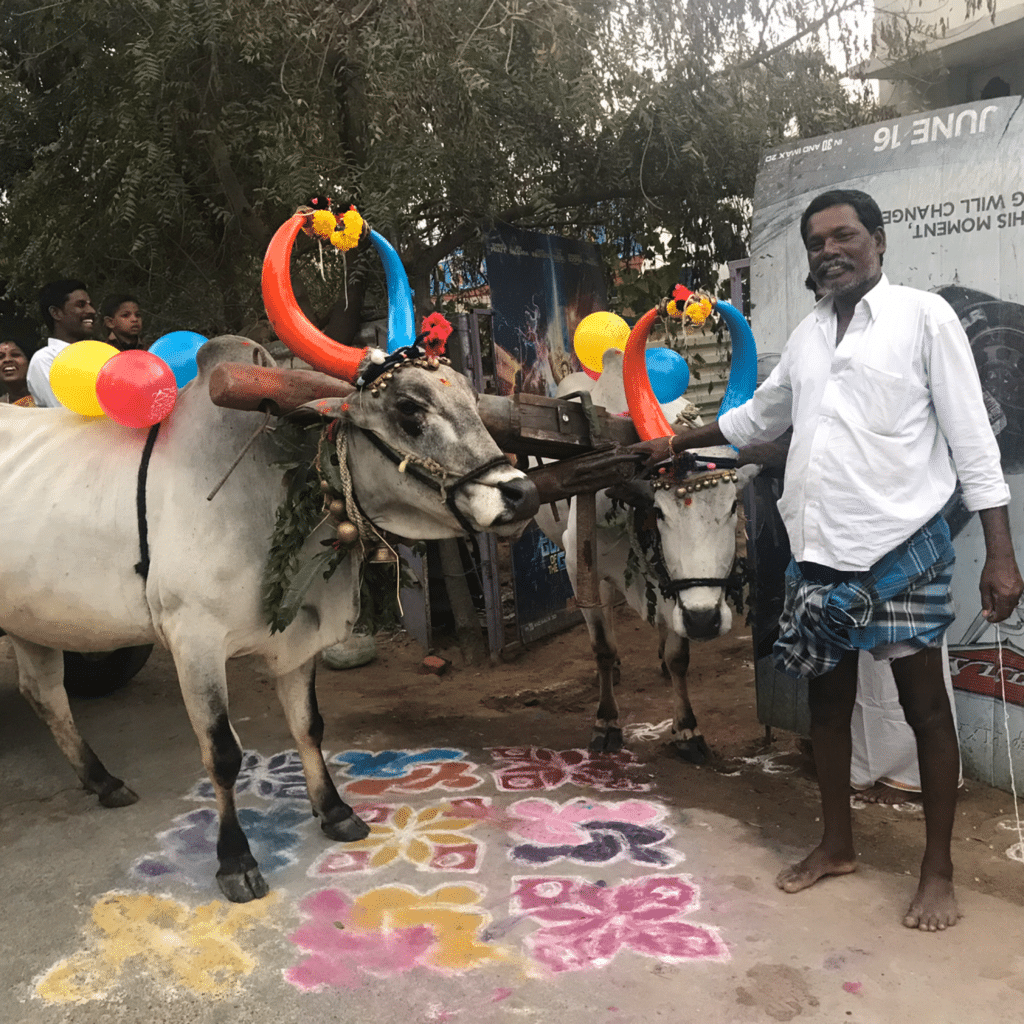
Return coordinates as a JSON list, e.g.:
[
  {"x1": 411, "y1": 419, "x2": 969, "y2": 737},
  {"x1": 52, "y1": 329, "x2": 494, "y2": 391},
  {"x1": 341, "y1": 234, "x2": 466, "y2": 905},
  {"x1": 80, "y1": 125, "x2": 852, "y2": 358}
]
[
  {"x1": 497, "y1": 476, "x2": 540, "y2": 522},
  {"x1": 682, "y1": 606, "x2": 722, "y2": 639}
]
